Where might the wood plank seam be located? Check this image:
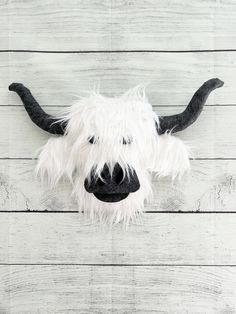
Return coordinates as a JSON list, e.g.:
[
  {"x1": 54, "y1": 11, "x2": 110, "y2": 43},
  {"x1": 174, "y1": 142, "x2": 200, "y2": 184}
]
[
  {"x1": 3, "y1": 104, "x2": 235, "y2": 108},
  {"x1": 2, "y1": 49, "x2": 236, "y2": 53}
]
